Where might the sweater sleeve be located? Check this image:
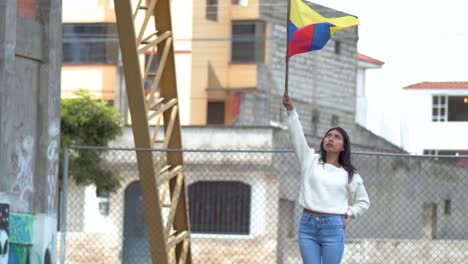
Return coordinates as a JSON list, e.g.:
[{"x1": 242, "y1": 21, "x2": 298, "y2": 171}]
[
  {"x1": 346, "y1": 174, "x2": 370, "y2": 219},
  {"x1": 286, "y1": 109, "x2": 314, "y2": 170}
]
